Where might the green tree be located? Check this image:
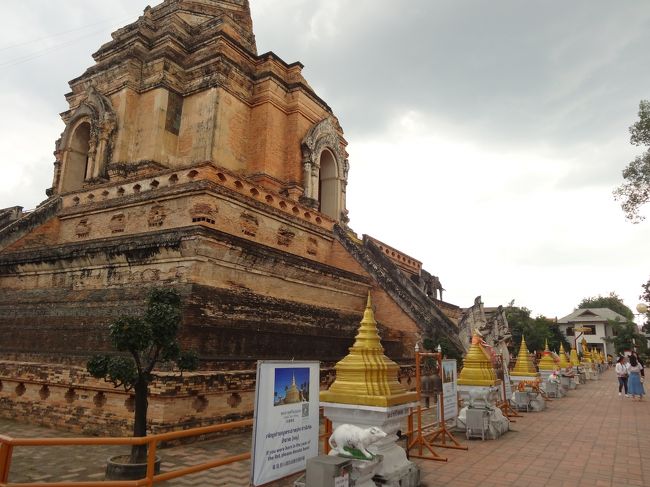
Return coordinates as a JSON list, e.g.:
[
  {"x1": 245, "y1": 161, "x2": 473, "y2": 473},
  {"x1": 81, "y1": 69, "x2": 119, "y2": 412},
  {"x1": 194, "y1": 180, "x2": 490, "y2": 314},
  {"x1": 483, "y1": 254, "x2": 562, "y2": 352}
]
[
  {"x1": 505, "y1": 306, "x2": 570, "y2": 354},
  {"x1": 505, "y1": 306, "x2": 532, "y2": 349},
  {"x1": 423, "y1": 336, "x2": 463, "y2": 363},
  {"x1": 87, "y1": 288, "x2": 198, "y2": 464},
  {"x1": 539, "y1": 318, "x2": 571, "y2": 353},
  {"x1": 607, "y1": 320, "x2": 649, "y2": 357},
  {"x1": 577, "y1": 292, "x2": 634, "y2": 321},
  {"x1": 613, "y1": 100, "x2": 650, "y2": 223}
]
